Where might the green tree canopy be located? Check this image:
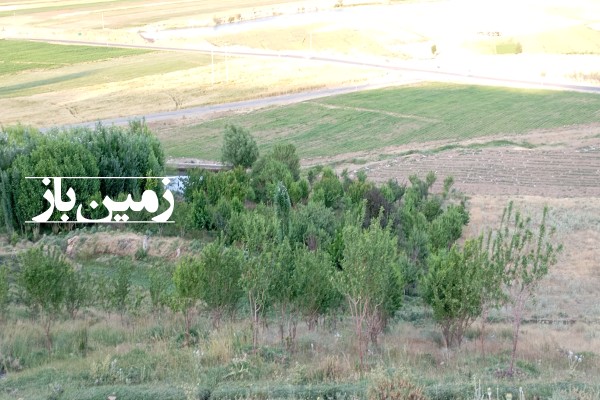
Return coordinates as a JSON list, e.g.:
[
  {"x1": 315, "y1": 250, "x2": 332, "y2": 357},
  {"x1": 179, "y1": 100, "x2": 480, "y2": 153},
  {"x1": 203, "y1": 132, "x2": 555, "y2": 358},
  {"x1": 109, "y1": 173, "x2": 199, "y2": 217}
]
[{"x1": 221, "y1": 124, "x2": 259, "y2": 168}]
